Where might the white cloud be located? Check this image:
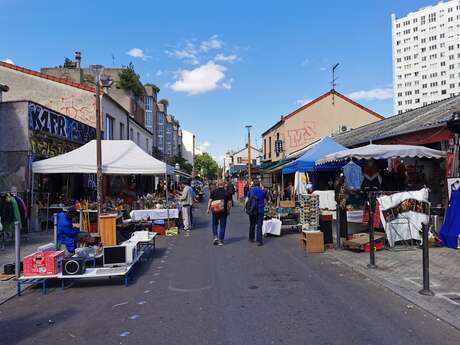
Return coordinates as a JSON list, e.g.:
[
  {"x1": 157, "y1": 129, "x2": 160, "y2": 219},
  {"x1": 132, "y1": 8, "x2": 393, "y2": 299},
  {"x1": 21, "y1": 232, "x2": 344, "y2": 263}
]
[
  {"x1": 1, "y1": 58, "x2": 14, "y2": 64},
  {"x1": 156, "y1": 70, "x2": 163, "y2": 77},
  {"x1": 197, "y1": 141, "x2": 211, "y2": 152},
  {"x1": 126, "y1": 48, "x2": 151, "y2": 61},
  {"x1": 347, "y1": 88, "x2": 393, "y2": 101},
  {"x1": 200, "y1": 35, "x2": 223, "y2": 52},
  {"x1": 214, "y1": 53, "x2": 238, "y2": 63},
  {"x1": 170, "y1": 61, "x2": 228, "y2": 95},
  {"x1": 296, "y1": 98, "x2": 313, "y2": 106},
  {"x1": 221, "y1": 78, "x2": 234, "y2": 90}
]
